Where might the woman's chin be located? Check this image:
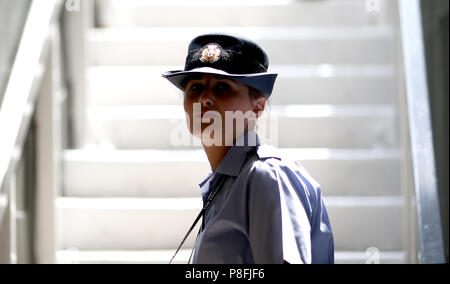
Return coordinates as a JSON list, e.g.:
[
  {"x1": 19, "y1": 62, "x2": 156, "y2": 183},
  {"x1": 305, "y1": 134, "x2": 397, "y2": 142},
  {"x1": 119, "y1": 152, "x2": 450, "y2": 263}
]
[{"x1": 188, "y1": 123, "x2": 247, "y2": 146}]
